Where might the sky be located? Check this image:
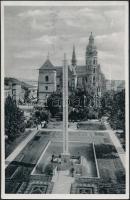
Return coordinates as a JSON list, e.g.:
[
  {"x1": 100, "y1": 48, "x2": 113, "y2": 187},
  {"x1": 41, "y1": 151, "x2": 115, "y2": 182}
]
[{"x1": 4, "y1": 2, "x2": 127, "y2": 81}]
